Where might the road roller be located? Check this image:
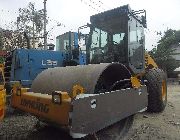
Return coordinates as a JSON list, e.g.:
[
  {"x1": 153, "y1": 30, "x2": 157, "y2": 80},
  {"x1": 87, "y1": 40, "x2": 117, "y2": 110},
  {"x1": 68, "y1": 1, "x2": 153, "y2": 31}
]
[{"x1": 10, "y1": 4, "x2": 167, "y2": 139}]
